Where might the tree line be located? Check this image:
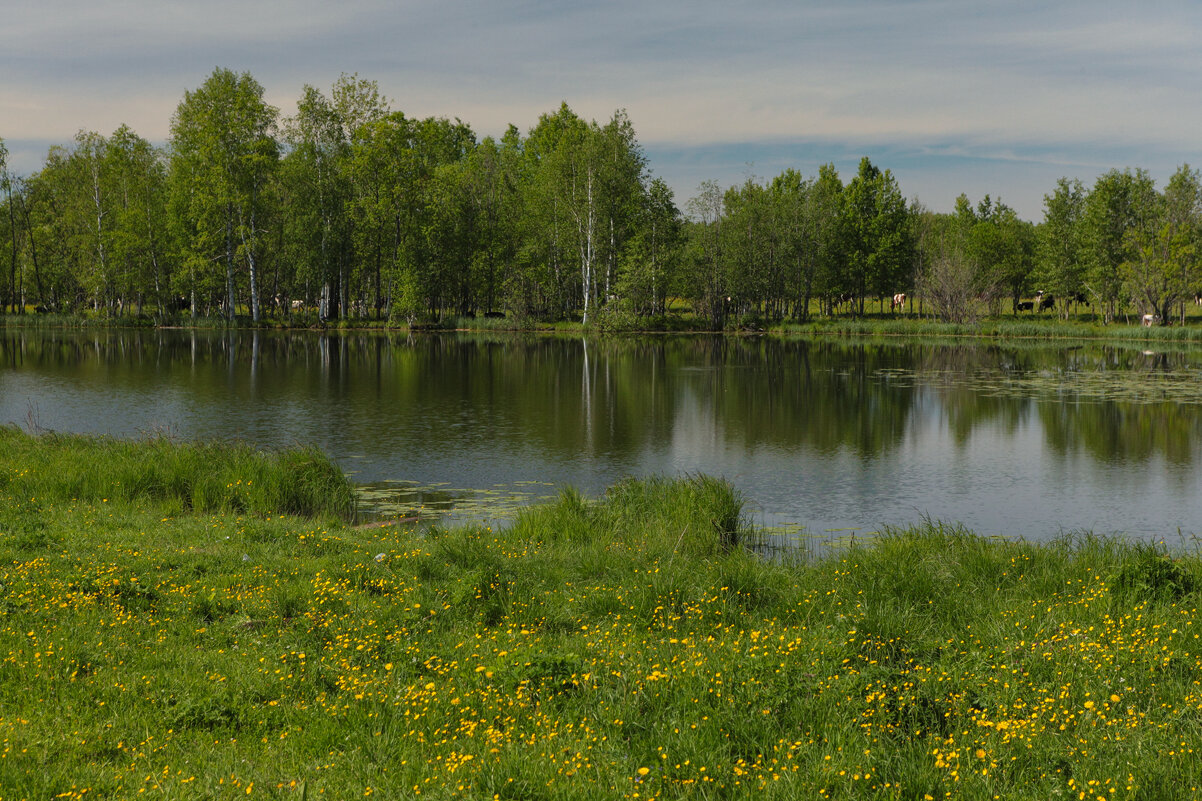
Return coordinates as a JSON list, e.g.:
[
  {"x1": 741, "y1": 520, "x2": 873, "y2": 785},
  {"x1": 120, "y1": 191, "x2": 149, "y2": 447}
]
[{"x1": 2, "y1": 68, "x2": 1201, "y2": 326}]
